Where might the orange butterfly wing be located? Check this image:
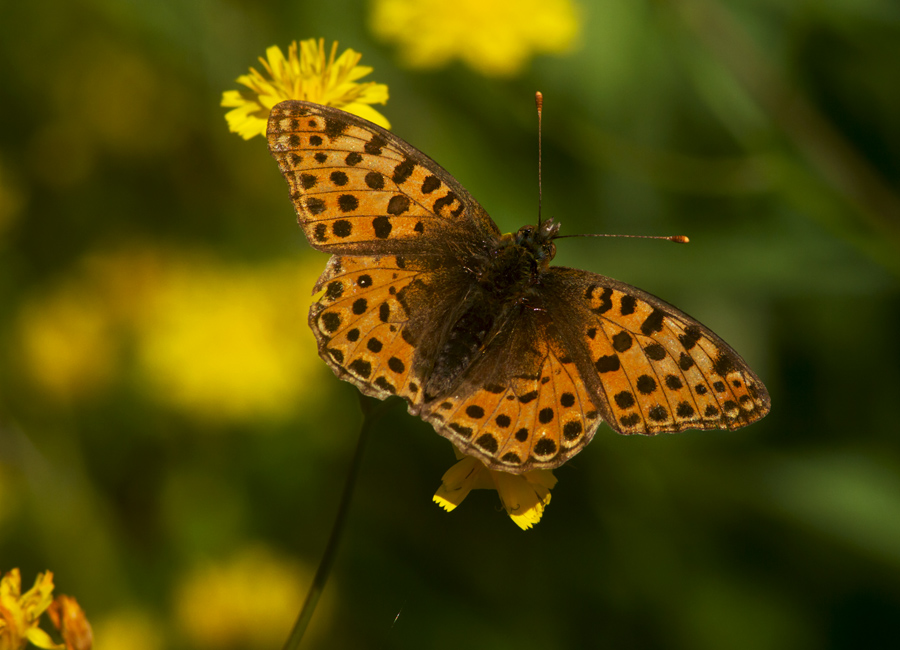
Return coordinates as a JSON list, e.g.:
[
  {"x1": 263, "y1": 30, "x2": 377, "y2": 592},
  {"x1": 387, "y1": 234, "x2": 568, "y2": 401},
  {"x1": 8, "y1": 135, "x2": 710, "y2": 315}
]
[{"x1": 267, "y1": 100, "x2": 499, "y2": 255}]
